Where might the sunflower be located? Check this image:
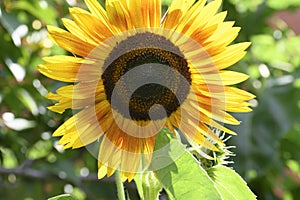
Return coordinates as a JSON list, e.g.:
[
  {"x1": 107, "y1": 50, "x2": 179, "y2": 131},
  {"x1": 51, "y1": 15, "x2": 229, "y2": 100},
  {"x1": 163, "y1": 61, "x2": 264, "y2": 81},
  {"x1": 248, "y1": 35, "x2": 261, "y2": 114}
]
[{"x1": 39, "y1": 0, "x2": 255, "y2": 182}]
